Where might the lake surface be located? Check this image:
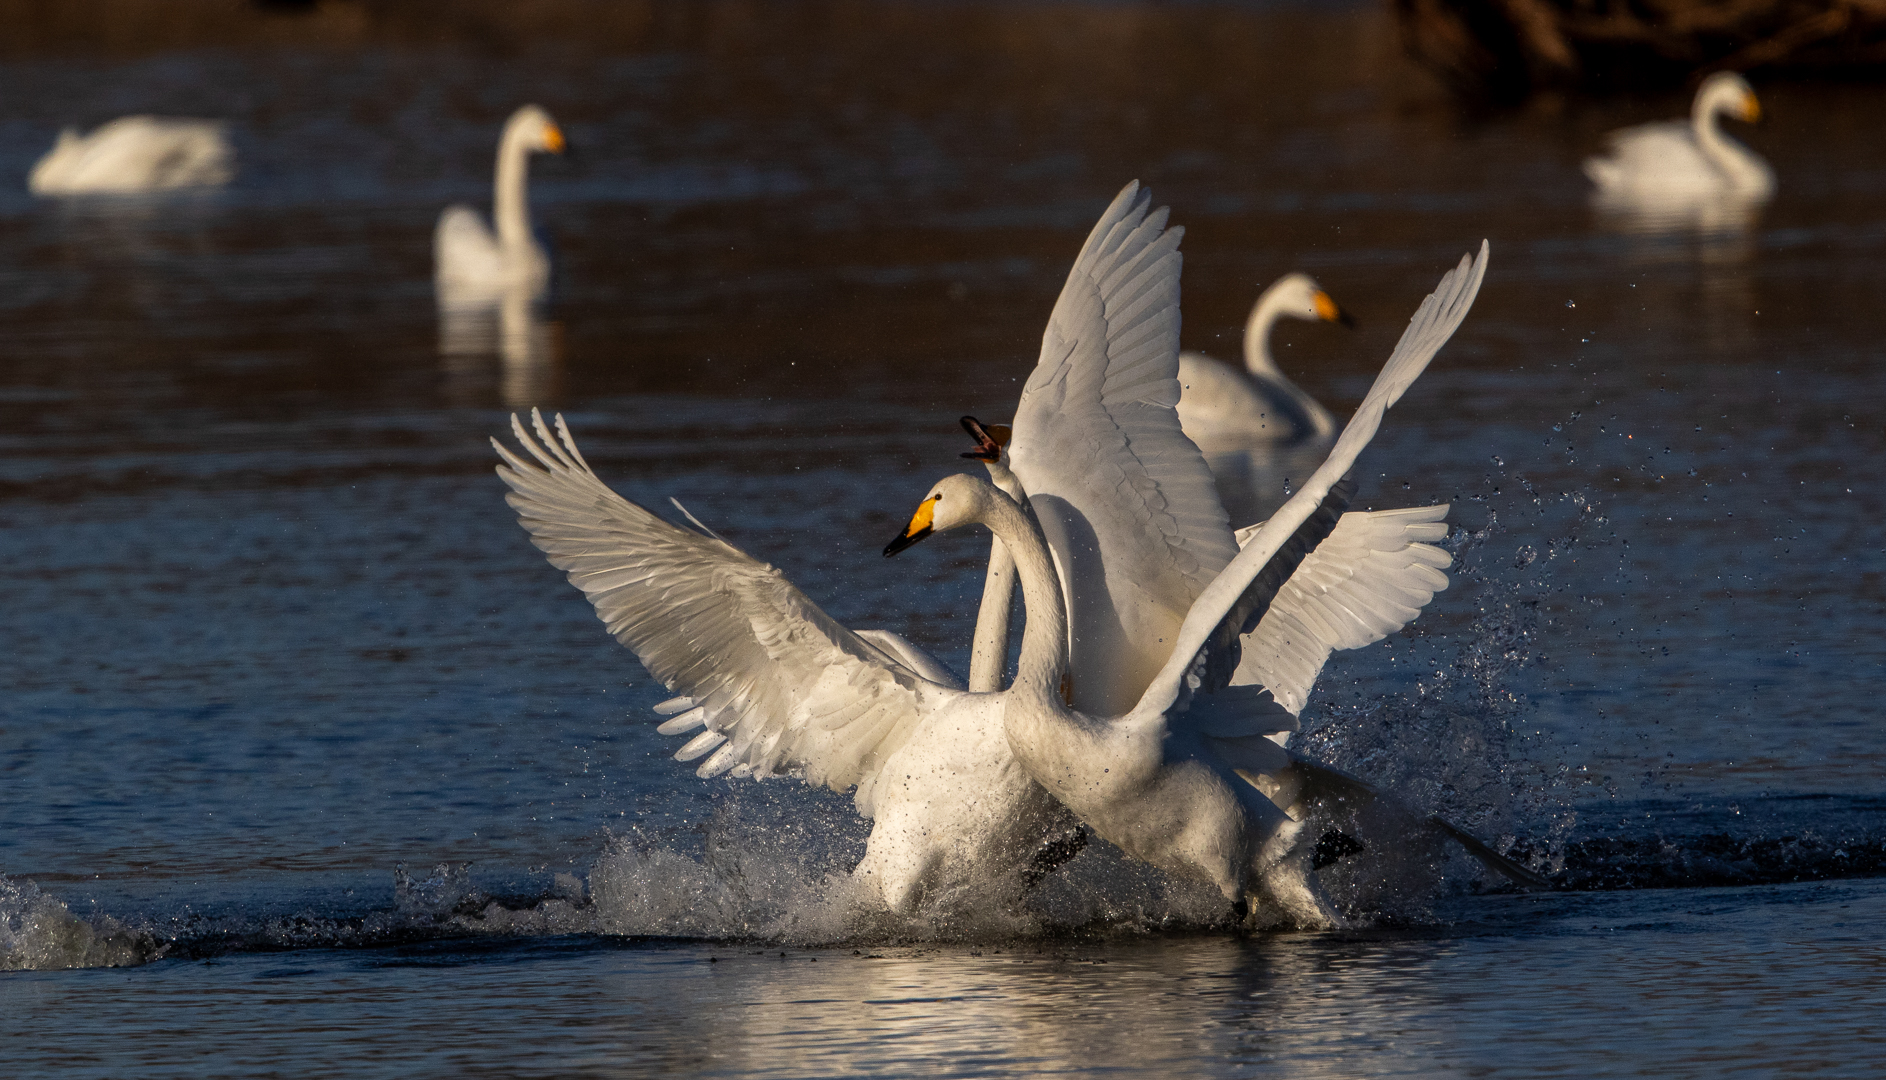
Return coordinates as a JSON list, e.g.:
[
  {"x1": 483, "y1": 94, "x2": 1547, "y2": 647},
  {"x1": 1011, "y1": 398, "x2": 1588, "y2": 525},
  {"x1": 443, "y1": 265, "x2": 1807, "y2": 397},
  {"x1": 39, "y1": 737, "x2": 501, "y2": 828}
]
[{"x1": 2, "y1": 1, "x2": 1883, "y2": 1075}]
